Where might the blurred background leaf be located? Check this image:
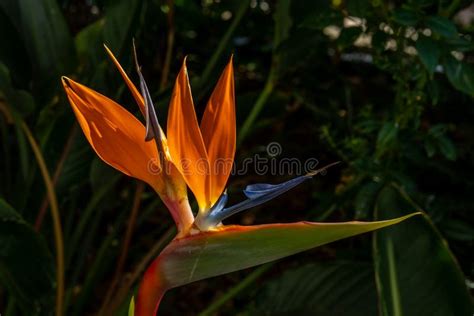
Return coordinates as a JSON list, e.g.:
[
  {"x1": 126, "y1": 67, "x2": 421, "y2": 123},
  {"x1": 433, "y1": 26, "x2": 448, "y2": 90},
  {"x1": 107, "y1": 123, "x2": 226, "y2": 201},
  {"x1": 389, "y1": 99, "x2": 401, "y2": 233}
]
[{"x1": 374, "y1": 186, "x2": 472, "y2": 315}]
